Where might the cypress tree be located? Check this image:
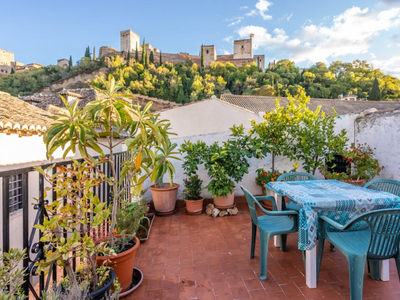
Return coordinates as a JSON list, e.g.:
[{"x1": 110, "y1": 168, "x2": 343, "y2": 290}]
[
  {"x1": 141, "y1": 39, "x2": 146, "y2": 64},
  {"x1": 11, "y1": 68, "x2": 14, "y2": 74},
  {"x1": 159, "y1": 51, "x2": 162, "y2": 65},
  {"x1": 69, "y1": 55, "x2": 73, "y2": 70},
  {"x1": 200, "y1": 44, "x2": 204, "y2": 69},
  {"x1": 149, "y1": 51, "x2": 154, "y2": 64},
  {"x1": 84, "y1": 46, "x2": 91, "y2": 59},
  {"x1": 93, "y1": 46, "x2": 96, "y2": 60},
  {"x1": 127, "y1": 51, "x2": 130, "y2": 64},
  {"x1": 135, "y1": 42, "x2": 139, "y2": 61},
  {"x1": 369, "y1": 78, "x2": 381, "y2": 100}
]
